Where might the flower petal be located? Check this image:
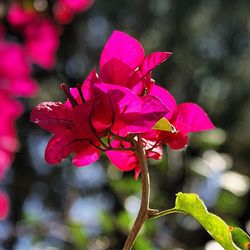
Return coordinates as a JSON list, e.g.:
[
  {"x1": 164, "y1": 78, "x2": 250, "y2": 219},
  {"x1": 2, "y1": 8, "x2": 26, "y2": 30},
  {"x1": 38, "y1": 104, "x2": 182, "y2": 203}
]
[
  {"x1": 106, "y1": 140, "x2": 139, "y2": 172},
  {"x1": 173, "y1": 103, "x2": 215, "y2": 133},
  {"x1": 72, "y1": 144, "x2": 100, "y2": 167},
  {"x1": 45, "y1": 132, "x2": 90, "y2": 164},
  {"x1": 100, "y1": 31, "x2": 144, "y2": 70},
  {"x1": 144, "y1": 139, "x2": 163, "y2": 160},
  {"x1": 94, "y1": 83, "x2": 142, "y2": 115},
  {"x1": 140, "y1": 52, "x2": 172, "y2": 77},
  {"x1": 149, "y1": 84, "x2": 177, "y2": 120},
  {"x1": 112, "y1": 103, "x2": 167, "y2": 136},
  {"x1": 94, "y1": 84, "x2": 168, "y2": 136},
  {"x1": 82, "y1": 69, "x2": 98, "y2": 101},
  {"x1": 91, "y1": 92, "x2": 113, "y2": 132},
  {"x1": 139, "y1": 95, "x2": 169, "y2": 129},
  {"x1": 0, "y1": 192, "x2": 9, "y2": 220},
  {"x1": 30, "y1": 102, "x2": 73, "y2": 133},
  {"x1": 99, "y1": 58, "x2": 134, "y2": 86},
  {"x1": 166, "y1": 132, "x2": 189, "y2": 150}
]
